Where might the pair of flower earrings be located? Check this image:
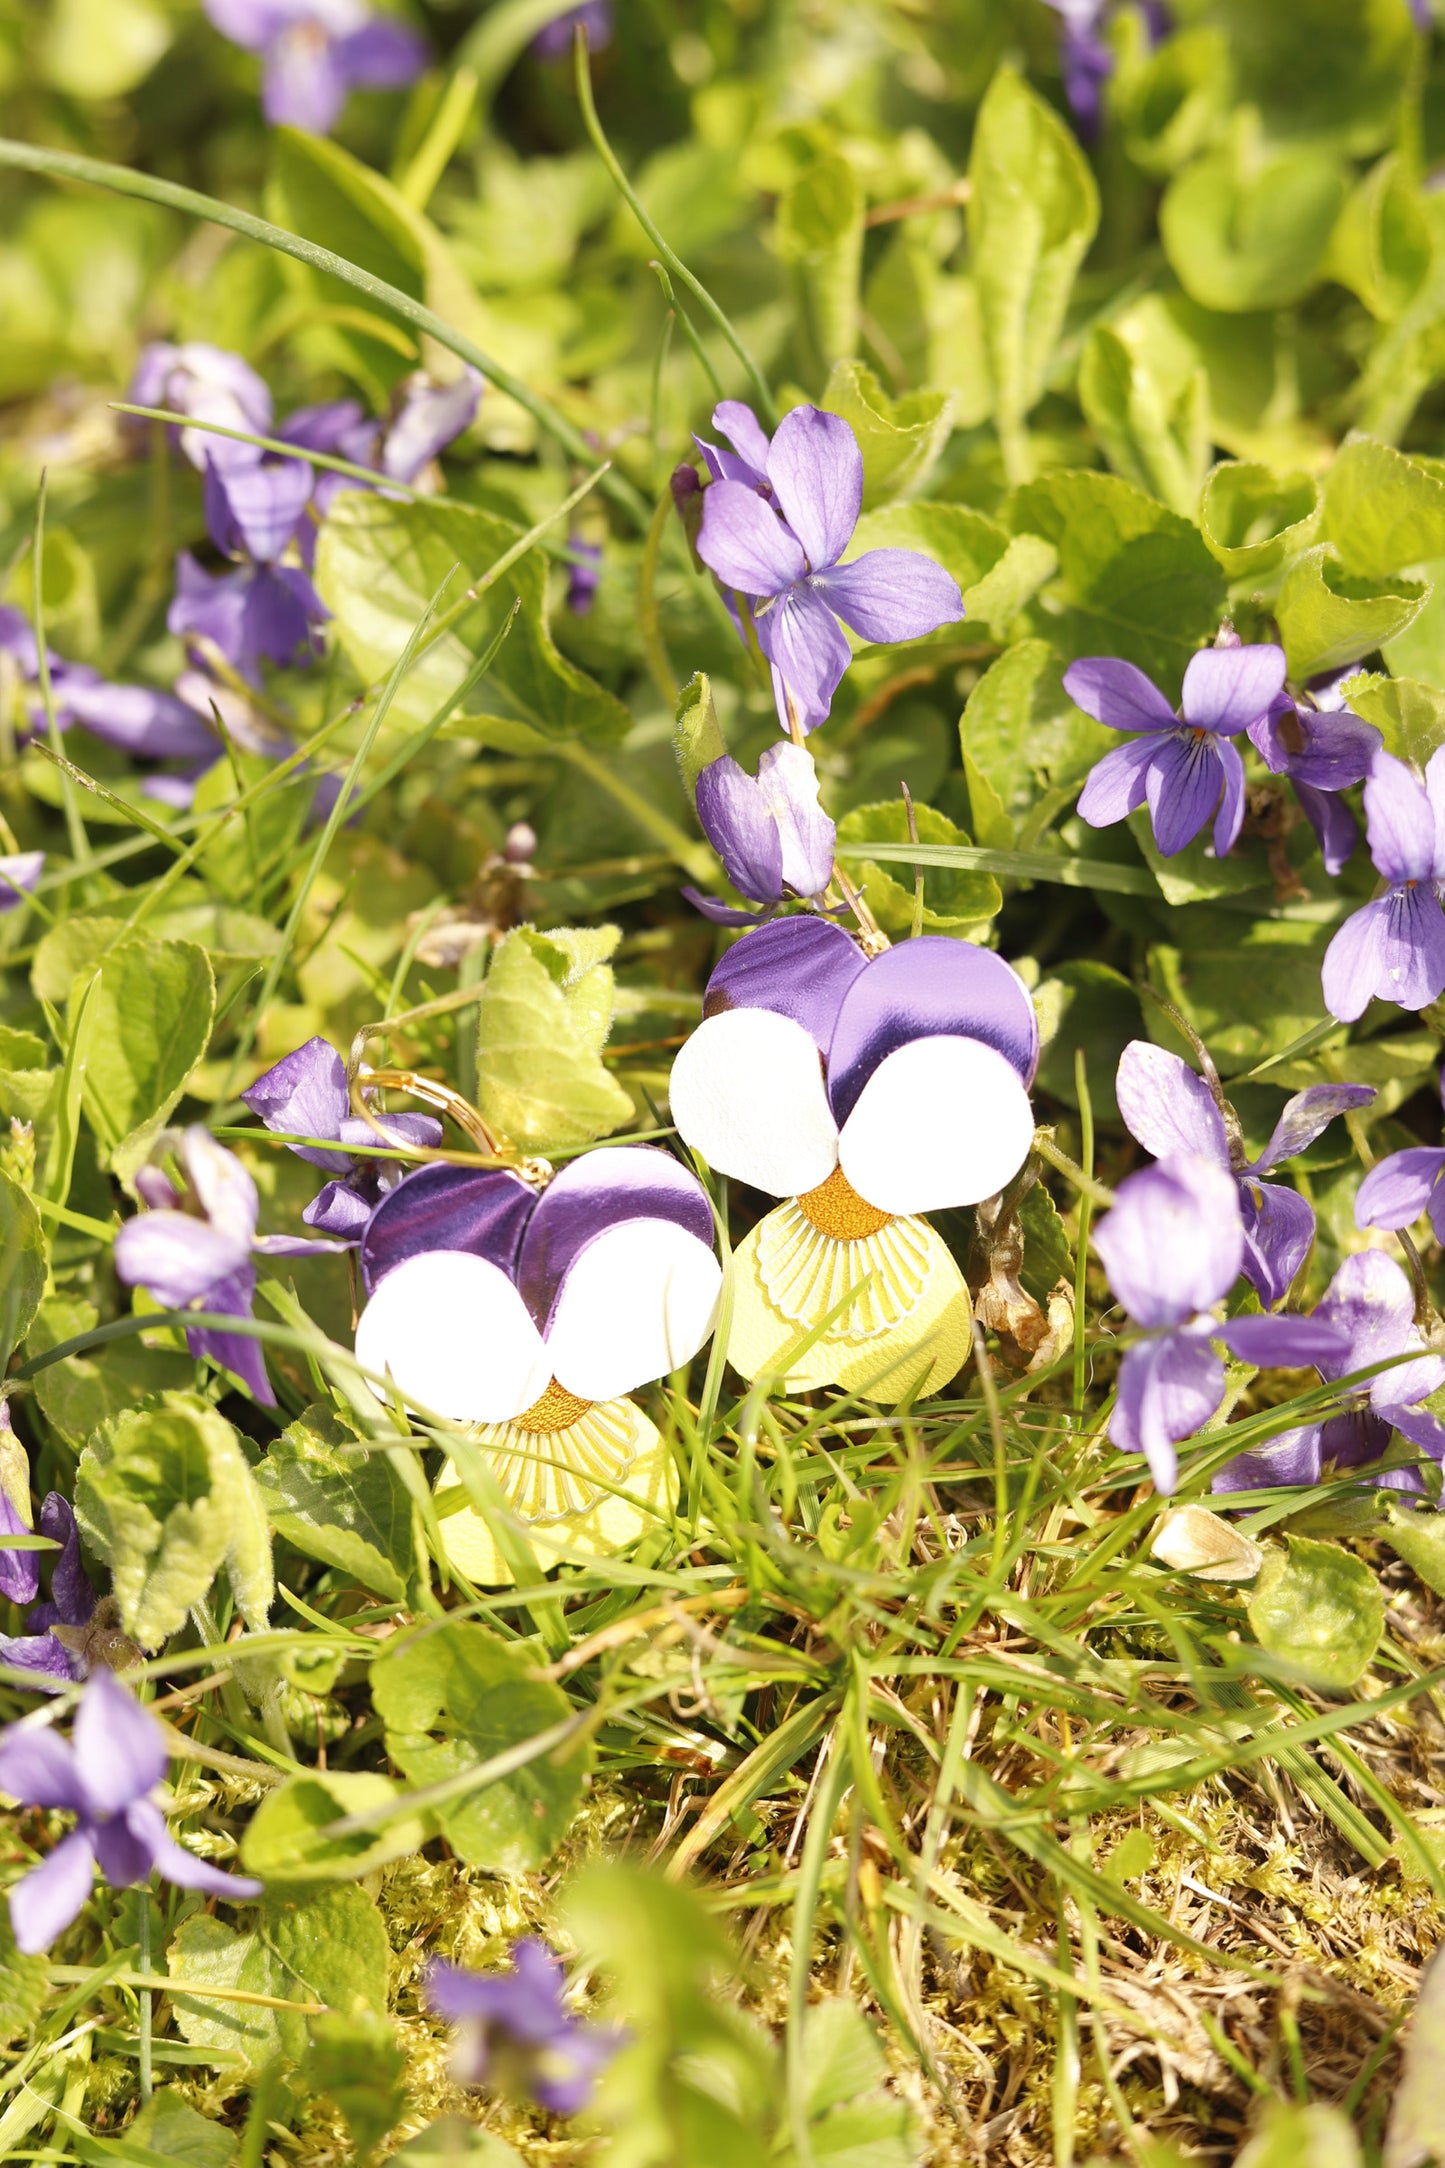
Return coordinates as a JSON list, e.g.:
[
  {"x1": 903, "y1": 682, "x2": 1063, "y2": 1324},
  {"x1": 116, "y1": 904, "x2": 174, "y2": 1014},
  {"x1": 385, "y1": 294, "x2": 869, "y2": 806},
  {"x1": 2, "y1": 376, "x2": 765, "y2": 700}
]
[{"x1": 238, "y1": 915, "x2": 1039, "y2": 1583}]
